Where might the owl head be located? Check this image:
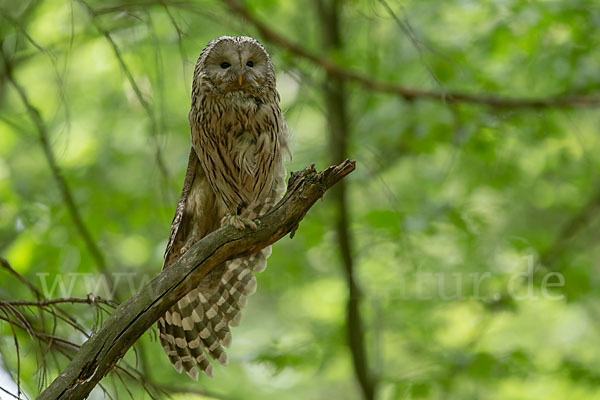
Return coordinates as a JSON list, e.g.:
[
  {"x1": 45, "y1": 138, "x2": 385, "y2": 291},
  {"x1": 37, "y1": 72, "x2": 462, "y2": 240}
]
[{"x1": 195, "y1": 36, "x2": 276, "y2": 97}]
